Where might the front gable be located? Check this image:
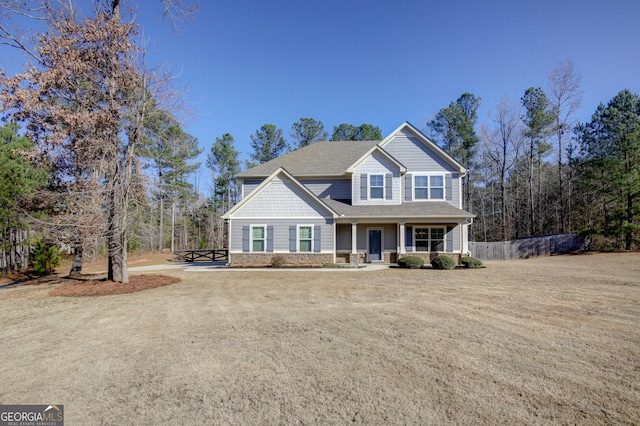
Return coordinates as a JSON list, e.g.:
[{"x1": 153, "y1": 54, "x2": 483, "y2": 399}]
[
  {"x1": 380, "y1": 122, "x2": 466, "y2": 175},
  {"x1": 224, "y1": 169, "x2": 337, "y2": 219},
  {"x1": 352, "y1": 151, "x2": 402, "y2": 206}
]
